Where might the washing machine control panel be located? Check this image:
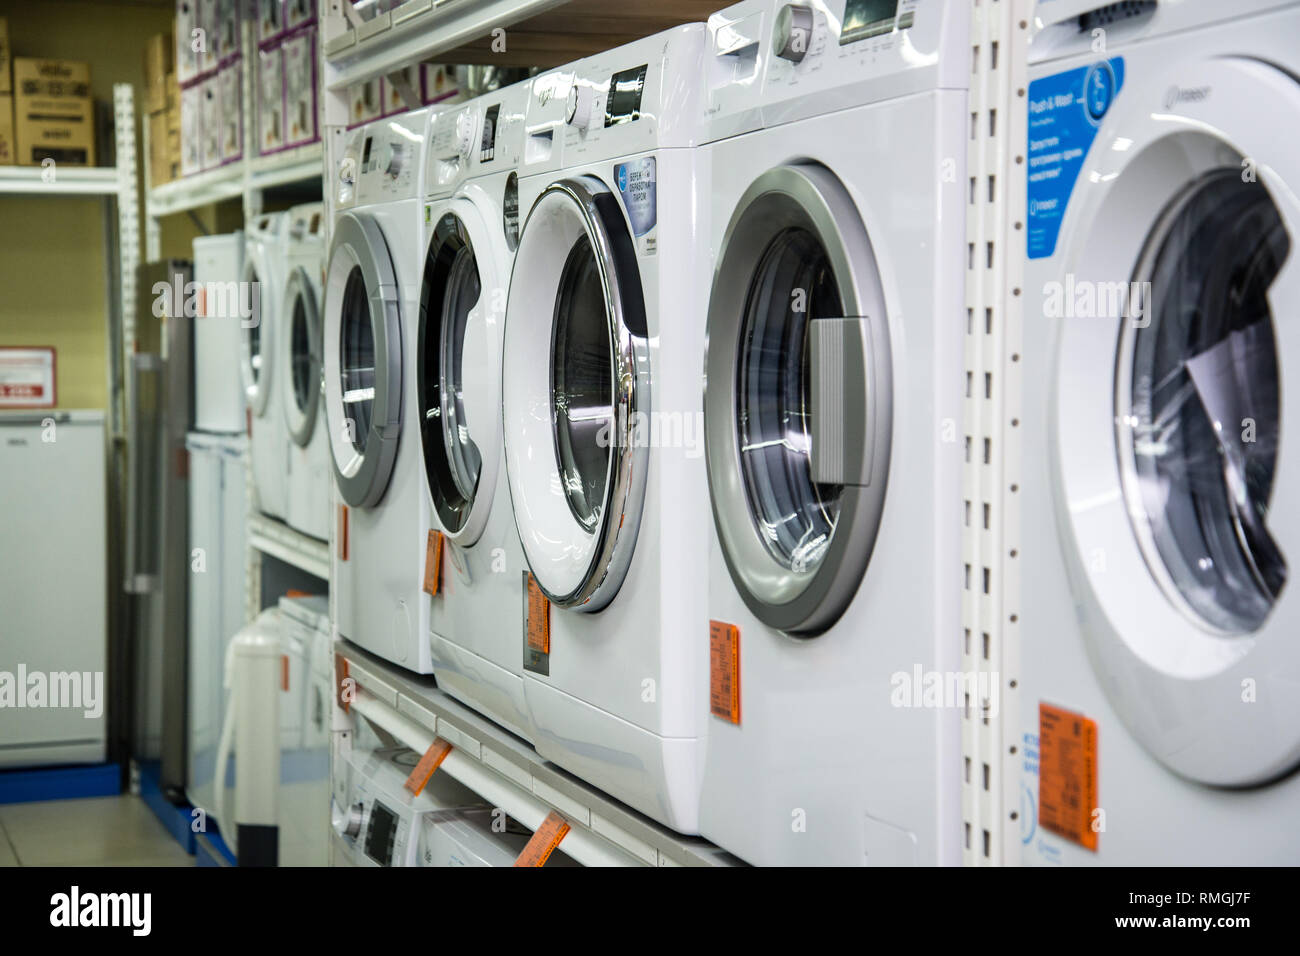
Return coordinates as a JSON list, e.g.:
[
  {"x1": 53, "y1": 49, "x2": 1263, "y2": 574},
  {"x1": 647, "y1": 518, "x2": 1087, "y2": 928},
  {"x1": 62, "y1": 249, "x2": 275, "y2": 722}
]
[
  {"x1": 521, "y1": 25, "x2": 706, "y2": 171},
  {"x1": 339, "y1": 109, "x2": 428, "y2": 208},
  {"x1": 763, "y1": 0, "x2": 965, "y2": 119}
]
